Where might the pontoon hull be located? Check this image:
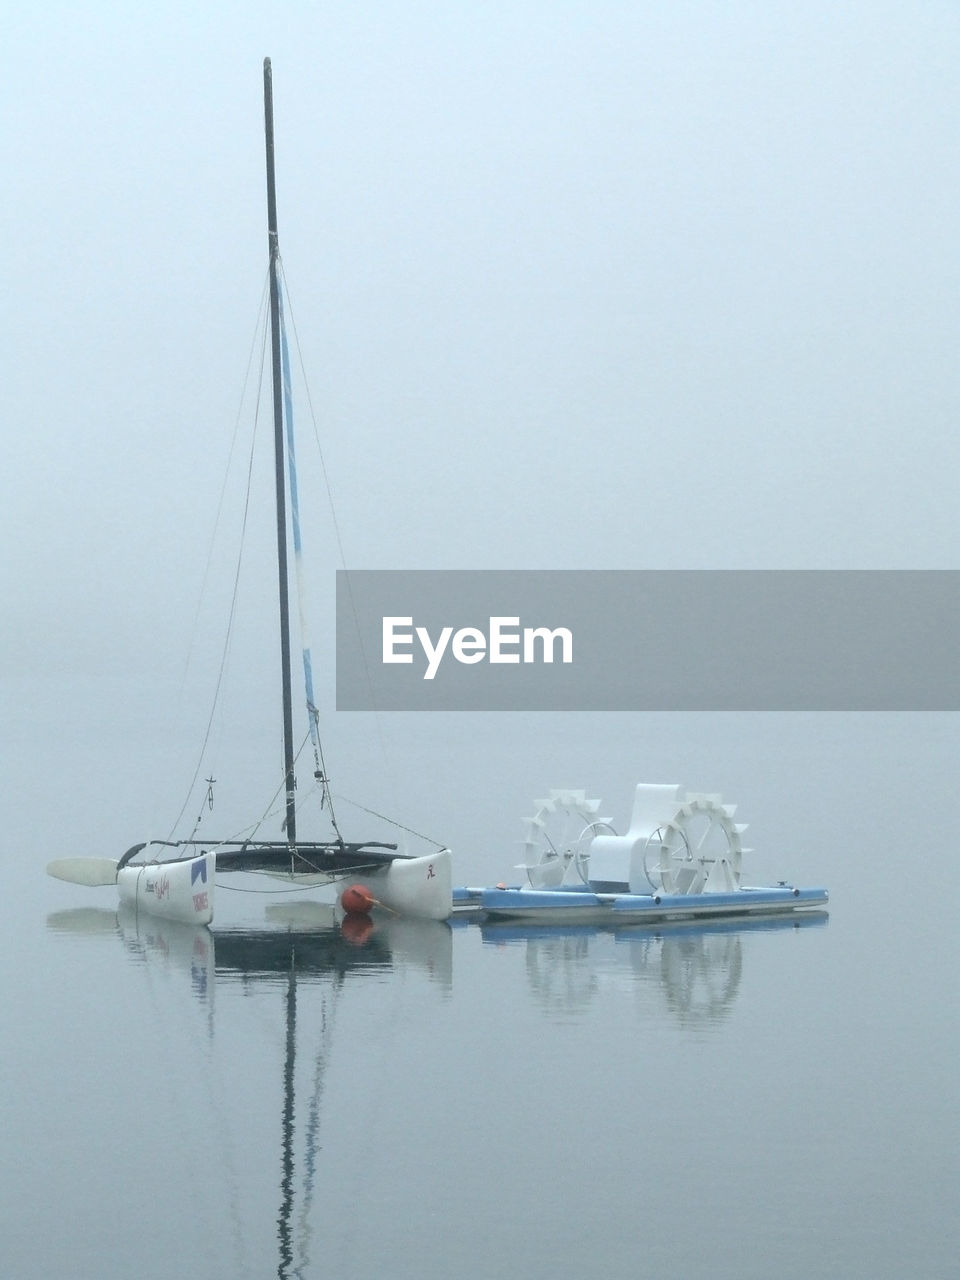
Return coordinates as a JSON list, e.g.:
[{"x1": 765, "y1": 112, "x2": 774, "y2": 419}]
[
  {"x1": 341, "y1": 849, "x2": 453, "y2": 921},
  {"x1": 479, "y1": 883, "x2": 828, "y2": 925},
  {"x1": 117, "y1": 852, "x2": 216, "y2": 926}
]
